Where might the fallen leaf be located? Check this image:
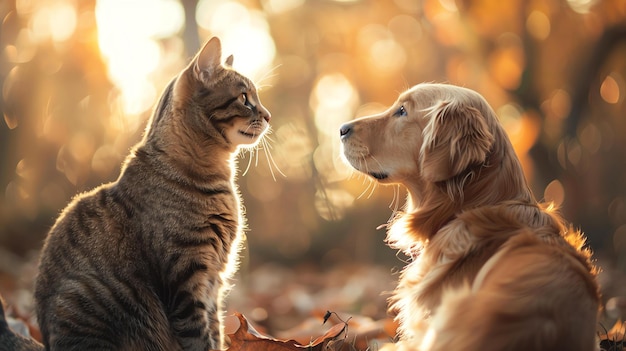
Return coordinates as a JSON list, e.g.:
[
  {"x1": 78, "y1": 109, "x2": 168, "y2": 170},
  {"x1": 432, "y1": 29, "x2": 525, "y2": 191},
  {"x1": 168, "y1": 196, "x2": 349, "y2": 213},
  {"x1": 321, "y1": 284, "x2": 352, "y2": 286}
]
[
  {"x1": 218, "y1": 313, "x2": 347, "y2": 351},
  {"x1": 309, "y1": 322, "x2": 346, "y2": 346}
]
